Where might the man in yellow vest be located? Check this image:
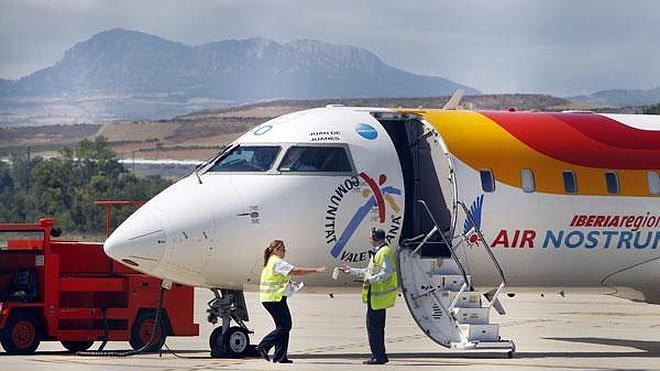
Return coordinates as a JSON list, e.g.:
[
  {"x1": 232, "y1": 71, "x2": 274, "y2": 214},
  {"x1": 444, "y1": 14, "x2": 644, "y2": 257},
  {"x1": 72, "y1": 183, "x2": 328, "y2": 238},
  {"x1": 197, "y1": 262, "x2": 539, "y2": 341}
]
[{"x1": 339, "y1": 228, "x2": 398, "y2": 365}]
